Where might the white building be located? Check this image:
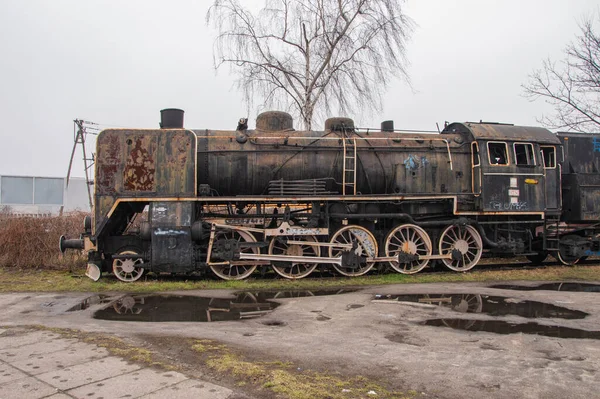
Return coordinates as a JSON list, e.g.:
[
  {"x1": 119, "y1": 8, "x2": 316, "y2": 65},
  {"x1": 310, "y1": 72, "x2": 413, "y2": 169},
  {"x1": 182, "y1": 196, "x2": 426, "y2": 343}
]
[{"x1": 0, "y1": 175, "x2": 91, "y2": 215}]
